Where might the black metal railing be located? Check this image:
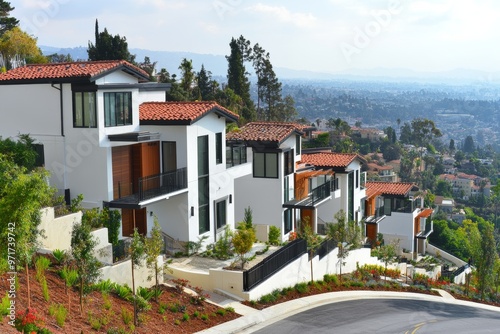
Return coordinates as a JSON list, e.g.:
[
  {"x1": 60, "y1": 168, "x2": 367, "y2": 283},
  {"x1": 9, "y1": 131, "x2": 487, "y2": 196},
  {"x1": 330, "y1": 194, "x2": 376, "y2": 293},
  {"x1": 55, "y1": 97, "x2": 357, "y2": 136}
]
[
  {"x1": 314, "y1": 238, "x2": 337, "y2": 260},
  {"x1": 243, "y1": 238, "x2": 307, "y2": 291},
  {"x1": 311, "y1": 182, "x2": 331, "y2": 205},
  {"x1": 452, "y1": 263, "x2": 470, "y2": 278},
  {"x1": 138, "y1": 167, "x2": 187, "y2": 202}
]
